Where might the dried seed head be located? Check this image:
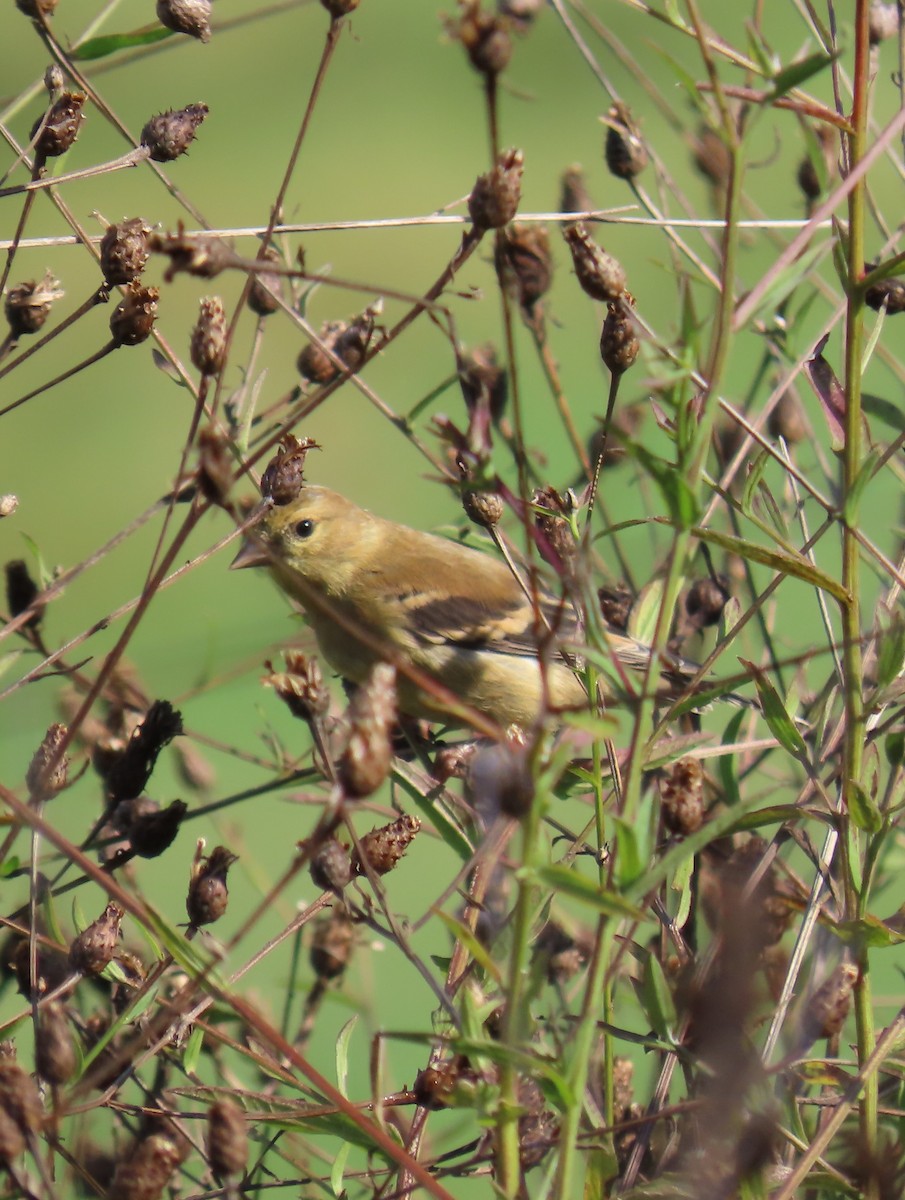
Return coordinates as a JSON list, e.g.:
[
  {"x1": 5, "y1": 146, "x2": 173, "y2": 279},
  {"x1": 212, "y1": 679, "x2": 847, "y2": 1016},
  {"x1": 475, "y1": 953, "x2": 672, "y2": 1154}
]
[
  {"x1": 309, "y1": 837, "x2": 353, "y2": 892},
  {"x1": 11, "y1": 938, "x2": 69, "y2": 1000},
  {"x1": 321, "y1": 0, "x2": 359, "y2": 15},
  {"x1": 247, "y1": 246, "x2": 283, "y2": 316},
  {"x1": 535, "y1": 922, "x2": 590, "y2": 984},
  {"x1": 105, "y1": 700, "x2": 183, "y2": 802},
  {"x1": 0, "y1": 495, "x2": 19, "y2": 519},
  {"x1": 604, "y1": 101, "x2": 648, "y2": 180},
  {"x1": 5, "y1": 559, "x2": 42, "y2": 628},
  {"x1": 156, "y1": 0, "x2": 212, "y2": 41},
  {"x1": 149, "y1": 227, "x2": 234, "y2": 282},
  {"x1": 413, "y1": 1059, "x2": 474, "y2": 1110},
  {"x1": 109, "y1": 283, "x2": 159, "y2": 347},
  {"x1": 333, "y1": 301, "x2": 381, "y2": 372},
  {"x1": 459, "y1": 342, "x2": 507, "y2": 422},
  {"x1": 559, "y1": 163, "x2": 593, "y2": 218},
  {"x1": 692, "y1": 126, "x2": 732, "y2": 188},
  {"x1": 498, "y1": 0, "x2": 544, "y2": 27},
  {"x1": 613, "y1": 1056, "x2": 634, "y2": 1117},
  {"x1": 494, "y1": 222, "x2": 552, "y2": 315},
  {"x1": 352, "y1": 814, "x2": 421, "y2": 876},
  {"x1": 100, "y1": 219, "x2": 152, "y2": 286},
  {"x1": 187, "y1": 845, "x2": 237, "y2": 926},
  {"x1": 34, "y1": 1001, "x2": 77, "y2": 1085},
  {"x1": 448, "y1": 2, "x2": 513, "y2": 78},
  {"x1": 660, "y1": 757, "x2": 705, "y2": 835},
  {"x1": 33, "y1": 91, "x2": 86, "y2": 157},
  {"x1": 207, "y1": 1098, "x2": 247, "y2": 1179},
  {"x1": 767, "y1": 390, "x2": 808, "y2": 443},
  {"x1": 0, "y1": 1056, "x2": 44, "y2": 1138},
  {"x1": 260, "y1": 435, "x2": 319, "y2": 505},
  {"x1": 26, "y1": 722, "x2": 69, "y2": 801},
  {"x1": 713, "y1": 836, "x2": 796, "y2": 947},
  {"x1": 128, "y1": 799, "x2": 188, "y2": 858},
  {"x1": 796, "y1": 124, "x2": 836, "y2": 207},
  {"x1": 16, "y1": 0, "x2": 59, "y2": 16},
  {"x1": 869, "y1": 1, "x2": 898, "y2": 43},
  {"x1": 190, "y1": 295, "x2": 227, "y2": 376},
  {"x1": 0, "y1": 1108, "x2": 25, "y2": 1166},
  {"x1": 197, "y1": 427, "x2": 233, "y2": 507},
  {"x1": 865, "y1": 274, "x2": 905, "y2": 314},
  {"x1": 5, "y1": 271, "x2": 64, "y2": 337},
  {"x1": 109, "y1": 1129, "x2": 186, "y2": 1200},
  {"x1": 140, "y1": 102, "x2": 209, "y2": 161},
  {"x1": 598, "y1": 584, "x2": 632, "y2": 631},
  {"x1": 684, "y1": 575, "x2": 729, "y2": 629},
  {"x1": 533, "y1": 485, "x2": 576, "y2": 576},
  {"x1": 804, "y1": 962, "x2": 859, "y2": 1041},
  {"x1": 462, "y1": 488, "x2": 504, "y2": 528},
  {"x1": 600, "y1": 298, "x2": 640, "y2": 375},
  {"x1": 518, "y1": 1075, "x2": 559, "y2": 1169},
  {"x1": 43, "y1": 63, "x2": 65, "y2": 96},
  {"x1": 69, "y1": 902, "x2": 124, "y2": 975},
  {"x1": 468, "y1": 740, "x2": 534, "y2": 819},
  {"x1": 468, "y1": 148, "x2": 524, "y2": 231},
  {"x1": 433, "y1": 739, "x2": 479, "y2": 782},
  {"x1": 339, "y1": 663, "x2": 397, "y2": 799},
  {"x1": 266, "y1": 650, "x2": 330, "y2": 721},
  {"x1": 297, "y1": 321, "x2": 343, "y2": 384},
  {"x1": 563, "y1": 223, "x2": 626, "y2": 302},
  {"x1": 310, "y1": 907, "x2": 355, "y2": 980}
]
